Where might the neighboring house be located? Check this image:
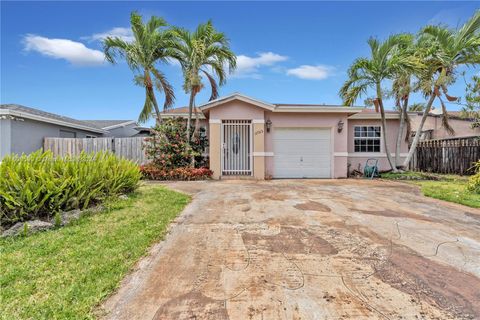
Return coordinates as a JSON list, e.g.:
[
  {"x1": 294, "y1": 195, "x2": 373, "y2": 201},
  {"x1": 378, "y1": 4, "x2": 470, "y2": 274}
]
[
  {"x1": 0, "y1": 104, "x2": 143, "y2": 159},
  {"x1": 410, "y1": 109, "x2": 480, "y2": 140},
  {"x1": 164, "y1": 93, "x2": 410, "y2": 179},
  {"x1": 162, "y1": 106, "x2": 208, "y2": 130},
  {"x1": 82, "y1": 120, "x2": 139, "y2": 137}
]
